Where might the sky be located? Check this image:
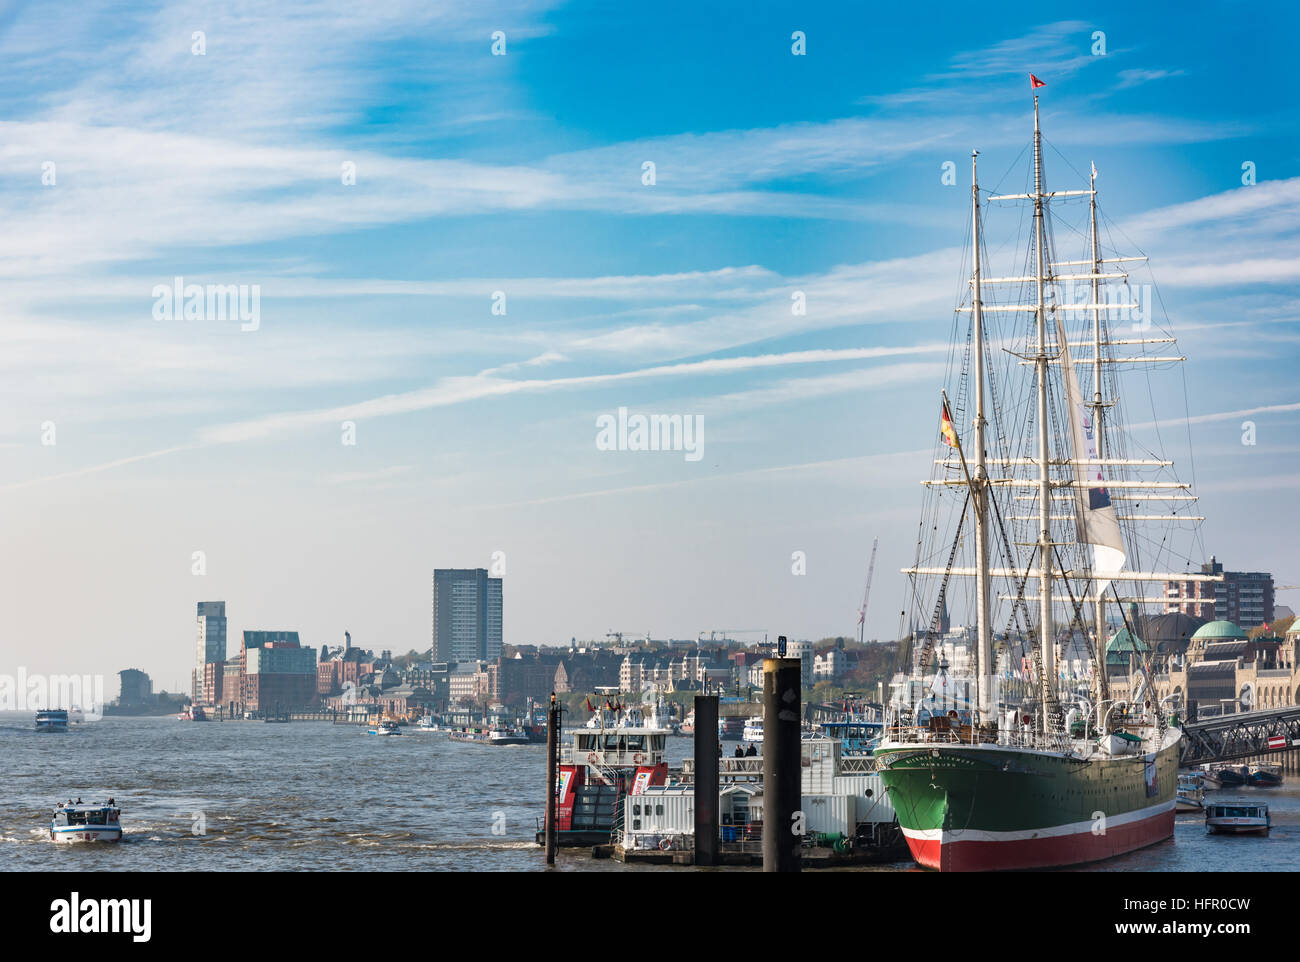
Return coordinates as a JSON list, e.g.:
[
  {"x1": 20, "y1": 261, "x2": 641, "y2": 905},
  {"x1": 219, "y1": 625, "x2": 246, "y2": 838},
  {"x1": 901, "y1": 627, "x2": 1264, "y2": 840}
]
[{"x1": 1, "y1": 0, "x2": 1297, "y2": 690}]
